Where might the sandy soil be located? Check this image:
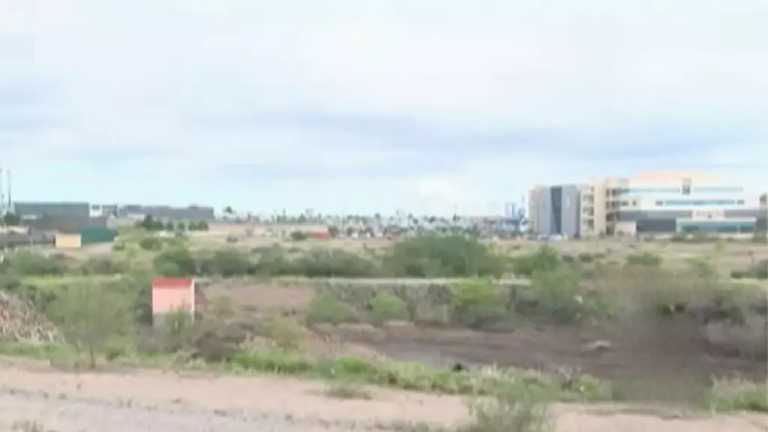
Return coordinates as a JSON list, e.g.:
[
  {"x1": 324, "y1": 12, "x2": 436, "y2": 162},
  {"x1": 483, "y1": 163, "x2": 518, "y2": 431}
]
[{"x1": 1, "y1": 357, "x2": 766, "y2": 432}]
